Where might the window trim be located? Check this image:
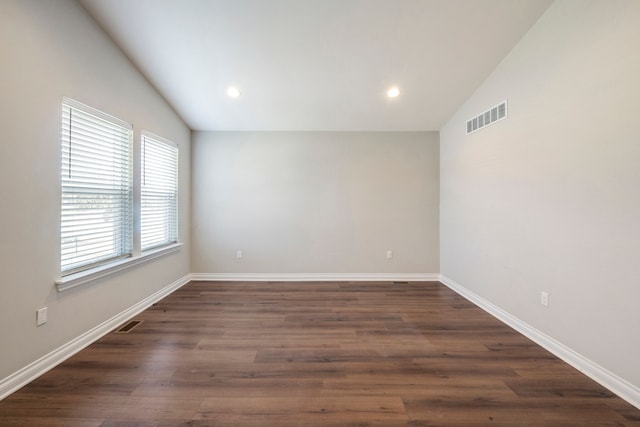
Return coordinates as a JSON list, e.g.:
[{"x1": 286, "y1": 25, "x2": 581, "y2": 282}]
[
  {"x1": 55, "y1": 243, "x2": 182, "y2": 292},
  {"x1": 60, "y1": 97, "x2": 133, "y2": 276},
  {"x1": 56, "y1": 99, "x2": 182, "y2": 292},
  {"x1": 140, "y1": 131, "x2": 179, "y2": 253}
]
